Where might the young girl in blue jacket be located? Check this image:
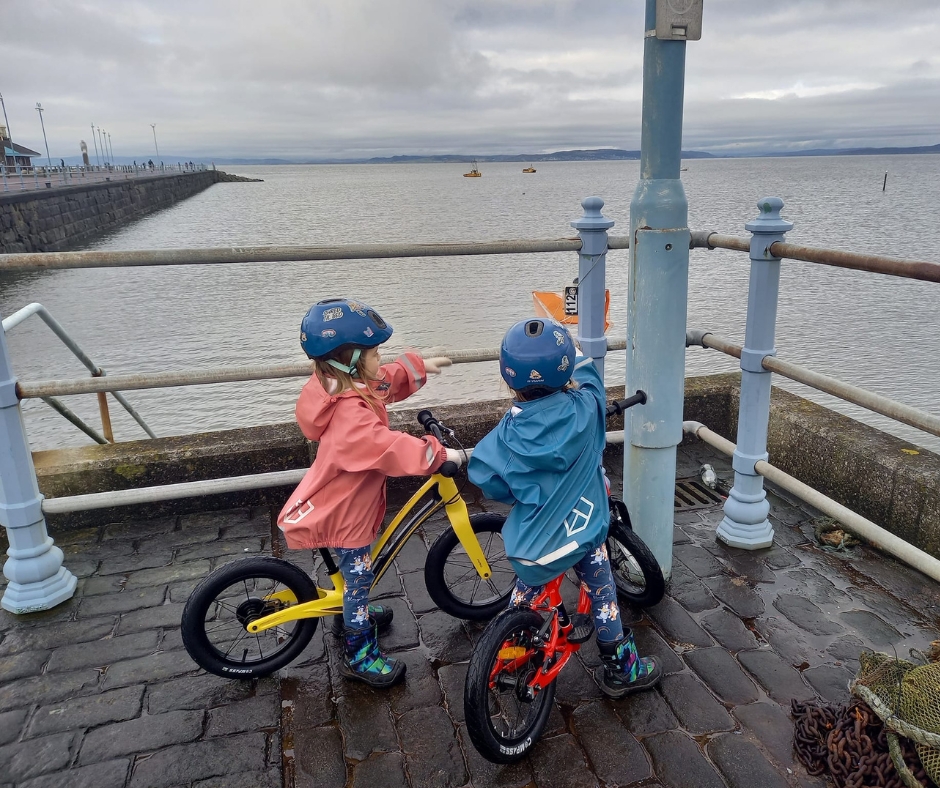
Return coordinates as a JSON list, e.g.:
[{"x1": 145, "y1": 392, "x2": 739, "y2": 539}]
[{"x1": 468, "y1": 318, "x2": 661, "y2": 697}]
